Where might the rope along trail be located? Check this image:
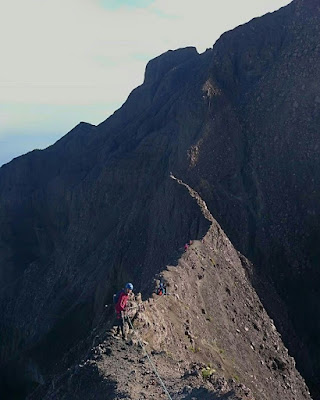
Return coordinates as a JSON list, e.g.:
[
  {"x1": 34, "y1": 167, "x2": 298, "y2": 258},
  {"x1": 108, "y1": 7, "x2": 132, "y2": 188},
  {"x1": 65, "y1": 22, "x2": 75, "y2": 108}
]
[{"x1": 127, "y1": 315, "x2": 173, "y2": 400}]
